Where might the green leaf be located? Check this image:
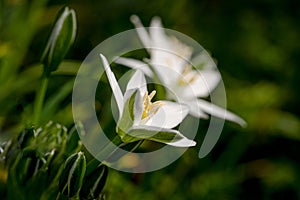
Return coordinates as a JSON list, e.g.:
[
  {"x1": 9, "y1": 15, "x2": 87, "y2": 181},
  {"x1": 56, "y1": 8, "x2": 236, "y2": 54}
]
[
  {"x1": 41, "y1": 79, "x2": 74, "y2": 122},
  {"x1": 41, "y1": 6, "x2": 77, "y2": 77}
]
